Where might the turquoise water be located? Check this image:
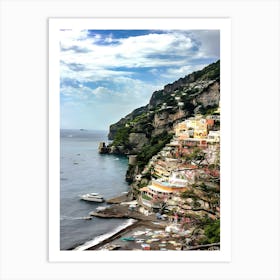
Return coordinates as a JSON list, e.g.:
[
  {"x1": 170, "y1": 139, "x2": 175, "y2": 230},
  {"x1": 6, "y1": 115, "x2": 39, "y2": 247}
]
[{"x1": 60, "y1": 129, "x2": 129, "y2": 250}]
